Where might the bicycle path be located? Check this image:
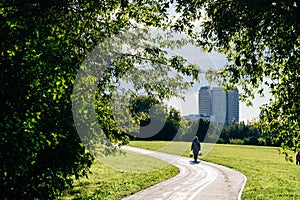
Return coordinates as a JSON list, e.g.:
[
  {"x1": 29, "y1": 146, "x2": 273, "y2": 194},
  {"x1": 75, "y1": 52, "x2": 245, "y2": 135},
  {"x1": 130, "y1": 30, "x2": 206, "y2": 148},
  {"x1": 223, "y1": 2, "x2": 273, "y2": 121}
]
[{"x1": 122, "y1": 146, "x2": 247, "y2": 200}]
